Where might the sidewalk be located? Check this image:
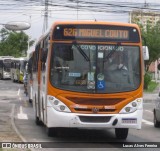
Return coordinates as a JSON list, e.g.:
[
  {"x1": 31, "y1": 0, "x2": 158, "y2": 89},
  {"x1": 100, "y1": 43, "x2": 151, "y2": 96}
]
[{"x1": 143, "y1": 82, "x2": 160, "y2": 103}]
